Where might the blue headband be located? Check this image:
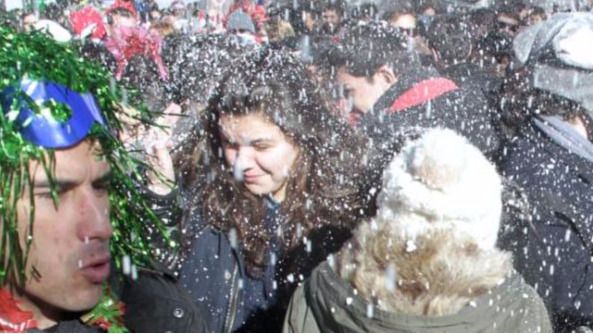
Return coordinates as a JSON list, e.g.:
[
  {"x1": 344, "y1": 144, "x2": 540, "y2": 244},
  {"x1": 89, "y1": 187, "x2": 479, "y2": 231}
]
[{"x1": 2, "y1": 79, "x2": 107, "y2": 149}]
